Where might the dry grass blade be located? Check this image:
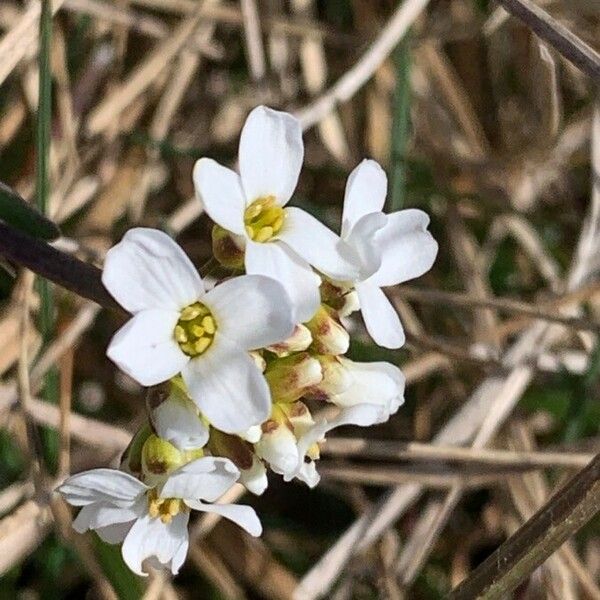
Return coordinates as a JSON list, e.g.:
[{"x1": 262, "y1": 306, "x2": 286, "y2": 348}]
[{"x1": 296, "y1": 0, "x2": 431, "y2": 129}]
